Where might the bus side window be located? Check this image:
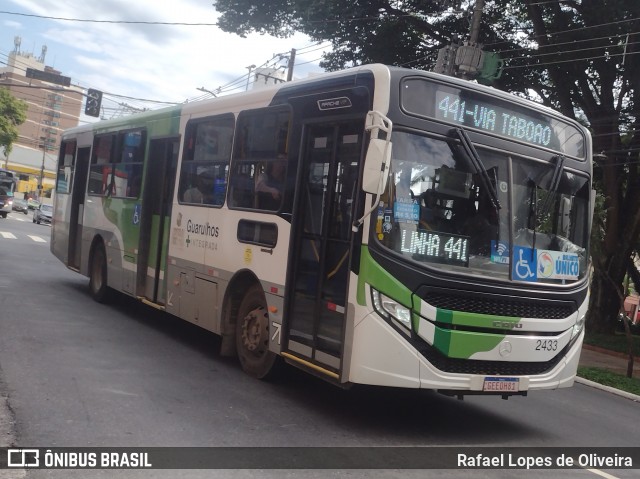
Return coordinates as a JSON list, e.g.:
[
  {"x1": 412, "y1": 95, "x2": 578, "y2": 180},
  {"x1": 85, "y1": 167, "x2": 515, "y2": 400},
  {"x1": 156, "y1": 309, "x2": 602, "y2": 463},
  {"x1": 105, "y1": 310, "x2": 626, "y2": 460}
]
[
  {"x1": 228, "y1": 106, "x2": 290, "y2": 212},
  {"x1": 178, "y1": 115, "x2": 234, "y2": 207},
  {"x1": 229, "y1": 163, "x2": 256, "y2": 208},
  {"x1": 88, "y1": 134, "x2": 115, "y2": 196},
  {"x1": 113, "y1": 130, "x2": 146, "y2": 199}
]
